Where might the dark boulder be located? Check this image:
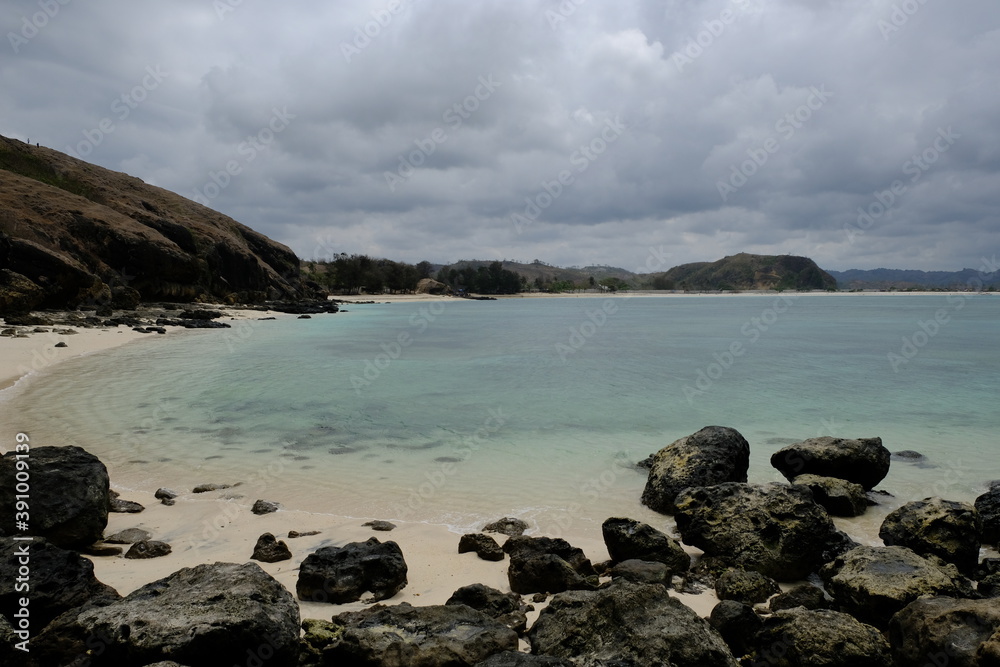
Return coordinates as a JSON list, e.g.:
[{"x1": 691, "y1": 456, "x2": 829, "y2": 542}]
[
  {"x1": 769, "y1": 583, "x2": 829, "y2": 612},
  {"x1": 879, "y1": 497, "x2": 982, "y2": 575},
  {"x1": 641, "y1": 426, "x2": 750, "y2": 514},
  {"x1": 0, "y1": 537, "x2": 120, "y2": 630},
  {"x1": 251, "y1": 533, "x2": 292, "y2": 563},
  {"x1": 753, "y1": 608, "x2": 892, "y2": 667},
  {"x1": 528, "y1": 581, "x2": 738, "y2": 666},
  {"x1": 601, "y1": 516, "x2": 691, "y2": 575},
  {"x1": 0, "y1": 446, "x2": 110, "y2": 548},
  {"x1": 674, "y1": 482, "x2": 850, "y2": 581},
  {"x1": 483, "y1": 517, "x2": 528, "y2": 537},
  {"x1": 609, "y1": 559, "x2": 673, "y2": 586},
  {"x1": 31, "y1": 562, "x2": 300, "y2": 667},
  {"x1": 502, "y1": 536, "x2": 595, "y2": 576},
  {"x1": 110, "y1": 498, "x2": 145, "y2": 513},
  {"x1": 888, "y1": 596, "x2": 1000, "y2": 667},
  {"x1": 770, "y1": 436, "x2": 890, "y2": 490},
  {"x1": 124, "y1": 540, "x2": 172, "y2": 559},
  {"x1": 976, "y1": 486, "x2": 1000, "y2": 546},
  {"x1": 296, "y1": 537, "x2": 407, "y2": 604},
  {"x1": 714, "y1": 568, "x2": 781, "y2": 605},
  {"x1": 446, "y1": 583, "x2": 529, "y2": 635},
  {"x1": 820, "y1": 545, "x2": 973, "y2": 628},
  {"x1": 459, "y1": 533, "x2": 505, "y2": 561},
  {"x1": 154, "y1": 488, "x2": 177, "y2": 501},
  {"x1": 322, "y1": 602, "x2": 518, "y2": 666},
  {"x1": 981, "y1": 573, "x2": 1000, "y2": 597},
  {"x1": 709, "y1": 600, "x2": 762, "y2": 659},
  {"x1": 251, "y1": 499, "x2": 280, "y2": 515},
  {"x1": 507, "y1": 554, "x2": 597, "y2": 595},
  {"x1": 791, "y1": 474, "x2": 869, "y2": 517}
]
